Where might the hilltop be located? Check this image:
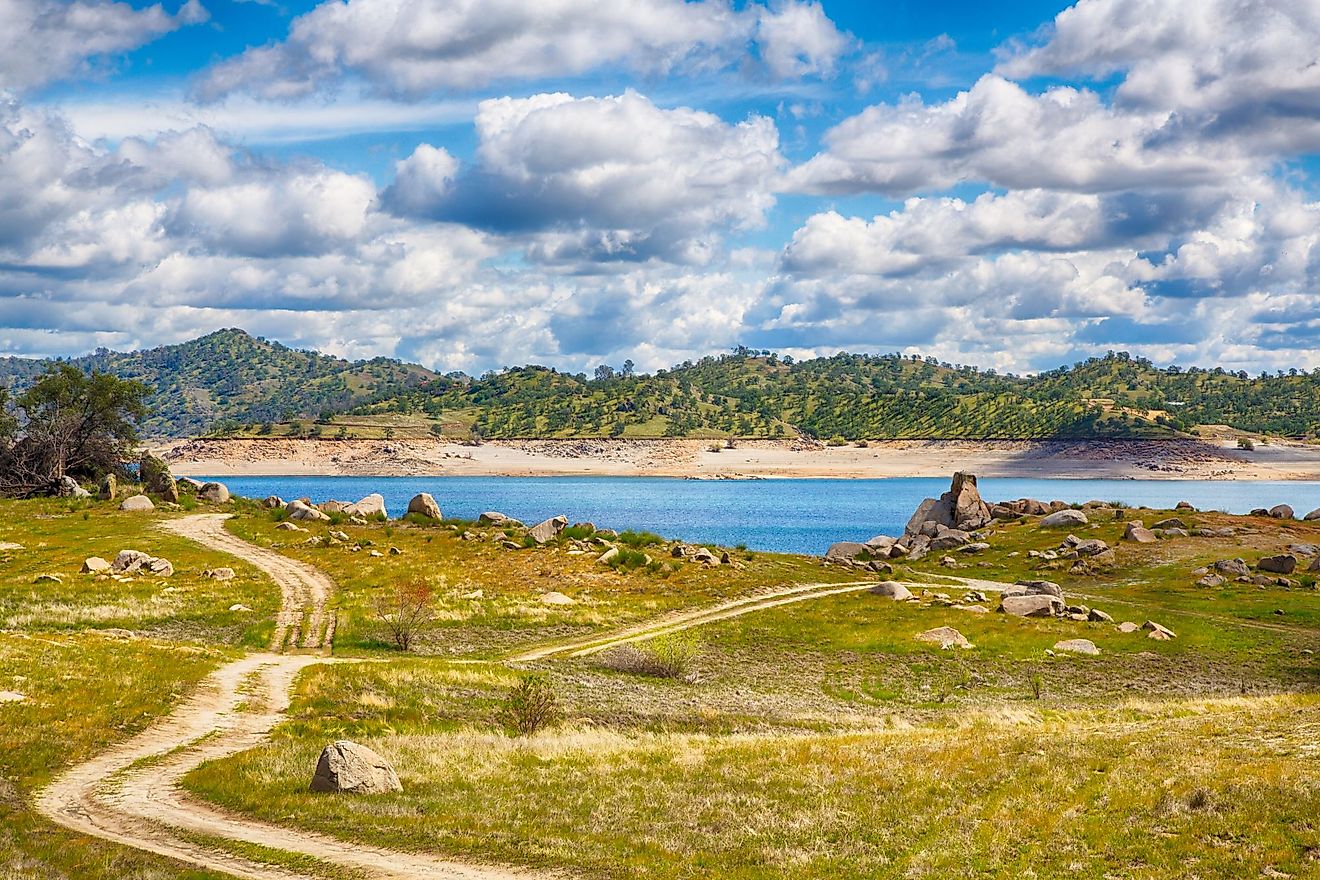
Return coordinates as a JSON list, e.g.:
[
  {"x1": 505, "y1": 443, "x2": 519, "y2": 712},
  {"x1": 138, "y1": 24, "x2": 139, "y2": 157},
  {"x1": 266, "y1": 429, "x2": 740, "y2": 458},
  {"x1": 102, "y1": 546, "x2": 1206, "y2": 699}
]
[{"x1": 3, "y1": 332, "x2": 1320, "y2": 440}]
